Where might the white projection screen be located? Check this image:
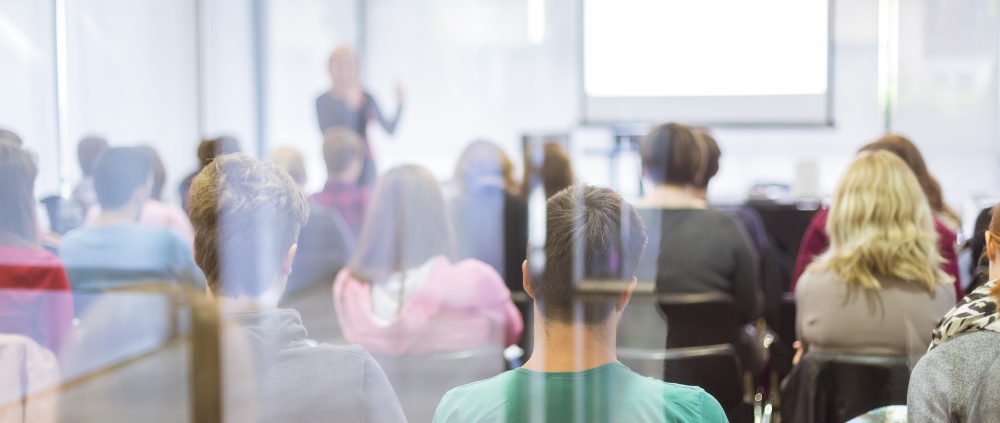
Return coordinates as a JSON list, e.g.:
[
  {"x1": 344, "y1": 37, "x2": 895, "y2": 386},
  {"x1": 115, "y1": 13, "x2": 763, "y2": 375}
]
[{"x1": 582, "y1": 0, "x2": 832, "y2": 125}]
